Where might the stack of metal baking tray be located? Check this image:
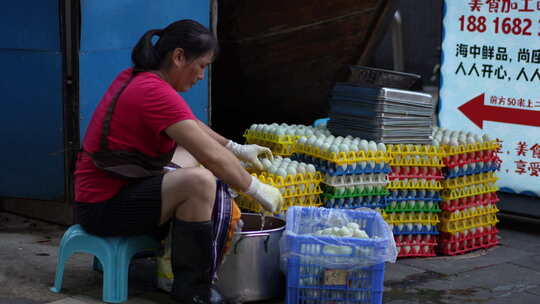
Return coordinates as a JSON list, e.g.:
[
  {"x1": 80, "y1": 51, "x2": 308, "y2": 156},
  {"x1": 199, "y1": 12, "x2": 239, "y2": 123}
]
[{"x1": 327, "y1": 84, "x2": 435, "y2": 144}]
